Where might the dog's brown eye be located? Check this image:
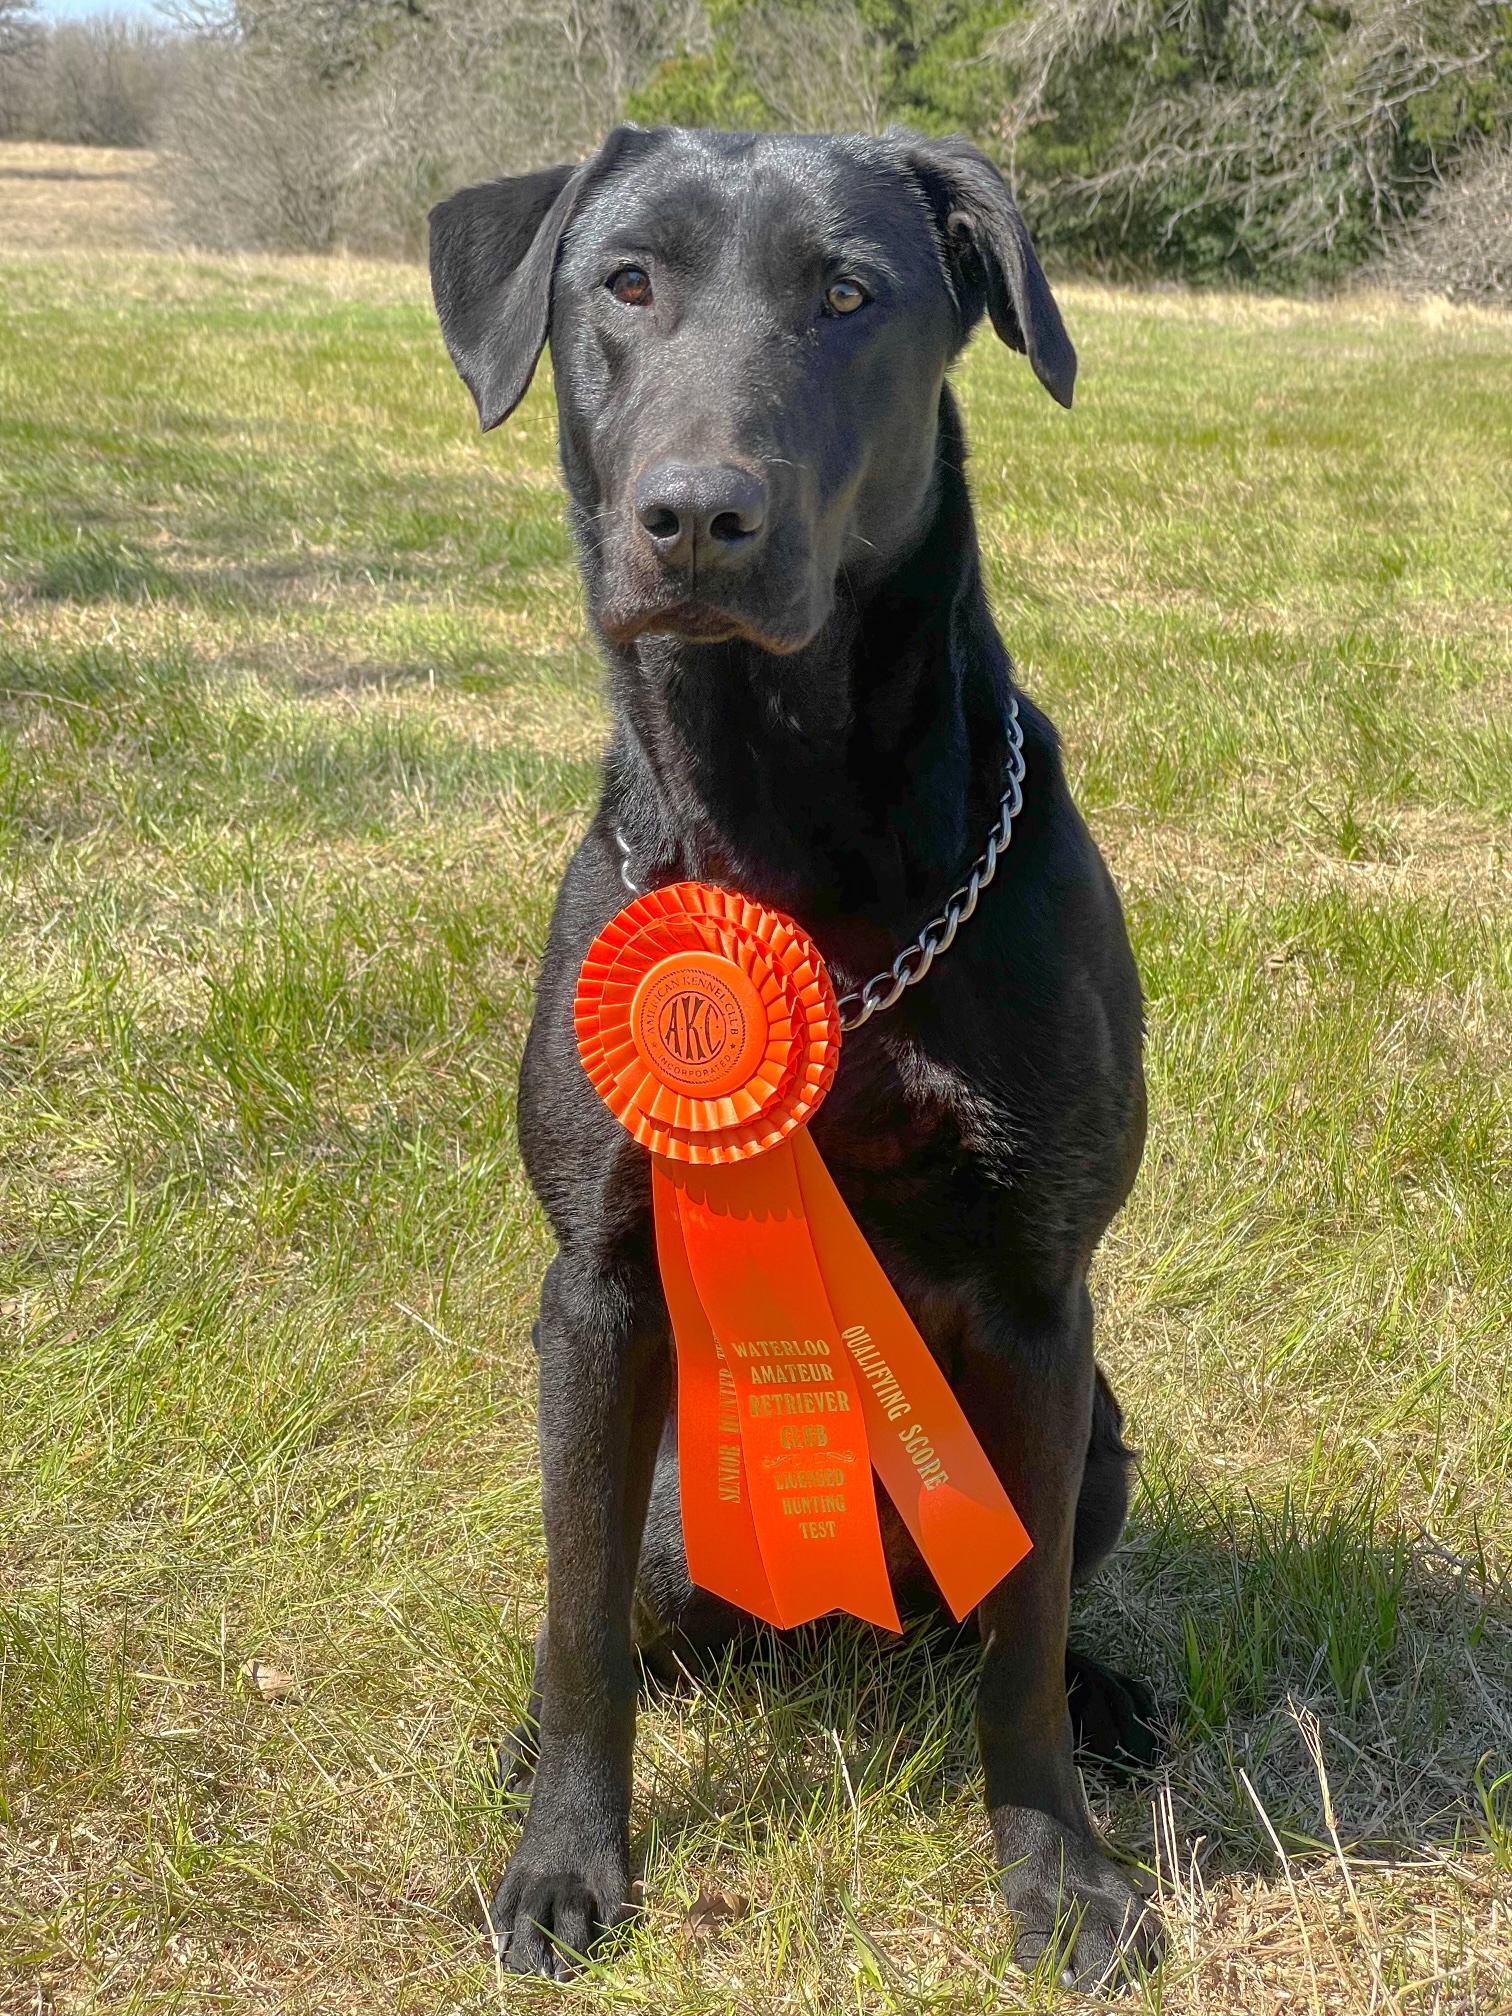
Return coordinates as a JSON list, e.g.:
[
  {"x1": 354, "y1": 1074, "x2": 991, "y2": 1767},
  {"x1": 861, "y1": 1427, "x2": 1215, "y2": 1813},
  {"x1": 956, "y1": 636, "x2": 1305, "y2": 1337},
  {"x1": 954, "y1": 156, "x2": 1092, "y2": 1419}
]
[
  {"x1": 825, "y1": 279, "x2": 867, "y2": 316},
  {"x1": 609, "y1": 266, "x2": 653, "y2": 307}
]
